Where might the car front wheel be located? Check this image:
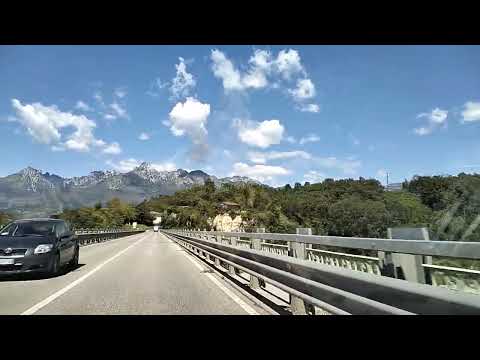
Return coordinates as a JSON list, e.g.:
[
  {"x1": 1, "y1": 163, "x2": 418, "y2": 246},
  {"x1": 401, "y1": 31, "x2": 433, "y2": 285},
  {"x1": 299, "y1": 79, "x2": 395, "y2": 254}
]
[
  {"x1": 69, "y1": 246, "x2": 79, "y2": 269},
  {"x1": 48, "y1": 253, "x2": 60, "y2": 277}
]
